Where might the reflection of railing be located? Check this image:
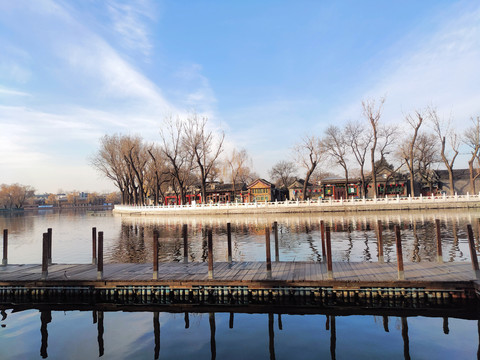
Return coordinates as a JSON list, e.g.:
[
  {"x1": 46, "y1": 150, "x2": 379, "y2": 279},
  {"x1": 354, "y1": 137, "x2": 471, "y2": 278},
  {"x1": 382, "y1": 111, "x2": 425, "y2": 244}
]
[{"x1": 114, "y1": 193, "x2": 480, "y2": 212}]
